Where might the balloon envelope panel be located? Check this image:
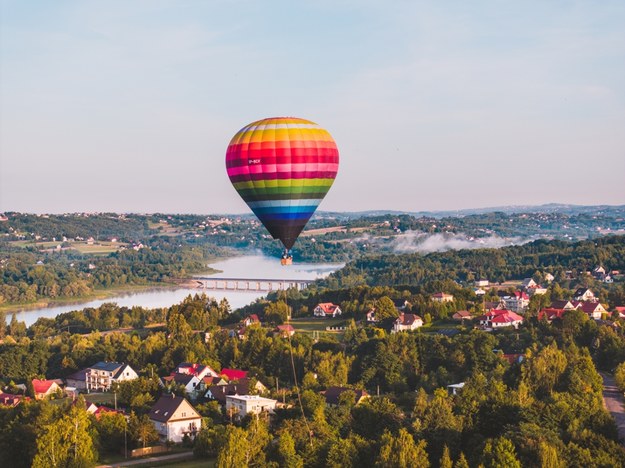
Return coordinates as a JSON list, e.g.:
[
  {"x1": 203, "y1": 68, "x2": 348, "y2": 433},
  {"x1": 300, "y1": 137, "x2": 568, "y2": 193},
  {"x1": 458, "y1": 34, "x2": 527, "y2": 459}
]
[{"x1": 226, "y1": 117, "x2": 339, "y2": 250}]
